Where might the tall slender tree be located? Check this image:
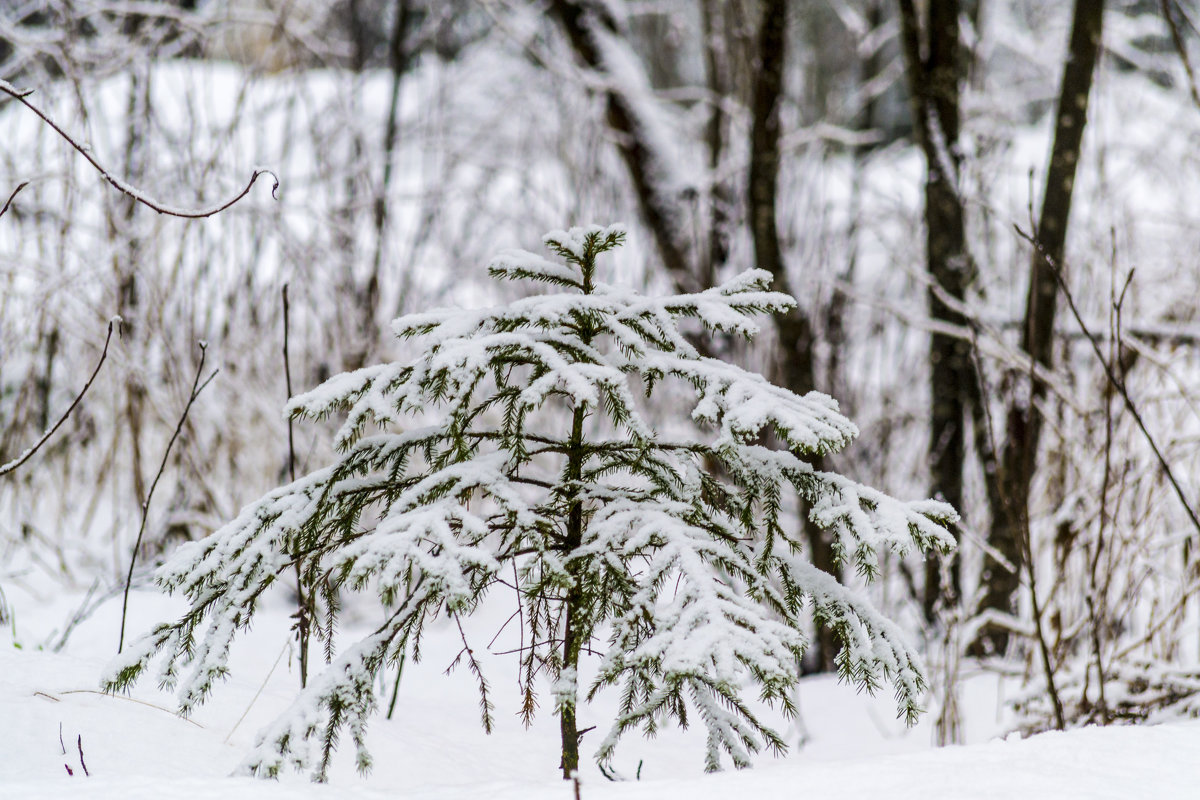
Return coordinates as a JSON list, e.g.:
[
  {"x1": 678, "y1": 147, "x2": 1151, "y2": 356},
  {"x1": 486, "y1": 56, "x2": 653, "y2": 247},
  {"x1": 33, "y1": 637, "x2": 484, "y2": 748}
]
[
  {"x1": 980, "y1": 0, "x2": 1106, "y2": 652},
  {"x1": 747, "y1": 0, "x2": 842, "y2": 671},
  {"x1": 549, "y1": 0, "x2": 698, "y2": 294},
  {"x1": 897, "y1": 0, "x2": 971, "y2": 621}
]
